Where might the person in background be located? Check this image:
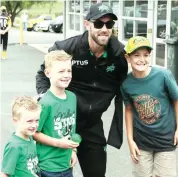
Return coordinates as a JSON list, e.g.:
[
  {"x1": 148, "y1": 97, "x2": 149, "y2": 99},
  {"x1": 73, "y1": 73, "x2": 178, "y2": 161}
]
[
  {"x1": 21, "y1": 11, "x2": 28, "y2": 31},
  {"x1": 0, "y1": 6, "x2": 11, "y2": 60}
]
